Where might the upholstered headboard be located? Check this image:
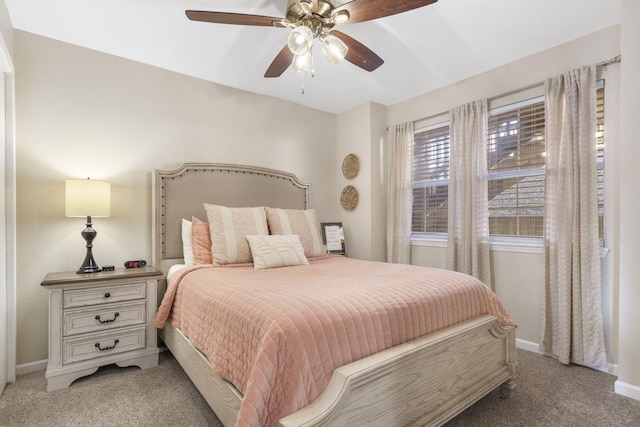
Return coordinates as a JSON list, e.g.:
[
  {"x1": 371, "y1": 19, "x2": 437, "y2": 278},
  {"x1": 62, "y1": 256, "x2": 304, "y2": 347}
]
[{"x1": 152, "y1": 163, "x2": 310, "y2": 275}]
